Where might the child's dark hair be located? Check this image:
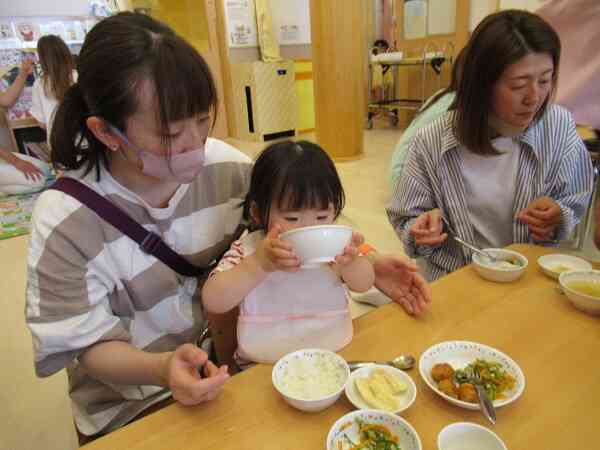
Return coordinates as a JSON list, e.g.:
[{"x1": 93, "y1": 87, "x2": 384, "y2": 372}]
[
  {"x1": 243, "y1": 140, "x2": 345, "y2": 230},
  {"x1": 51, "y1": 12, "x2": 217, "y2": 178}
]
